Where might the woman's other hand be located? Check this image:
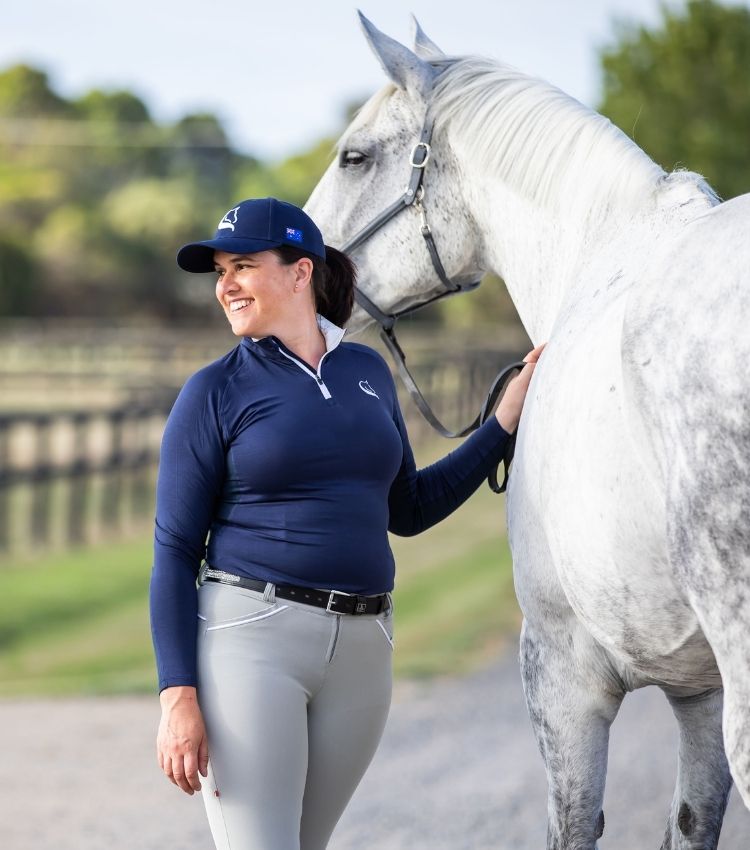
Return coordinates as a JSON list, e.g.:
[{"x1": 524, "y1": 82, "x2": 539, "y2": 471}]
[
  {"x1": 495, "y1": 343, "x2": 546, "y2": 434},
  {"x1": 157, "y1": 686, "x2": 209, "y2": 795}
]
